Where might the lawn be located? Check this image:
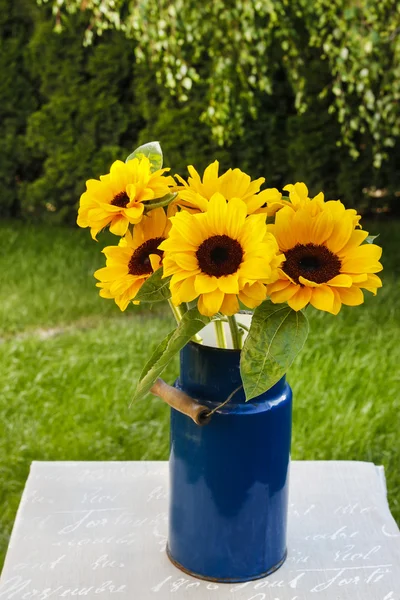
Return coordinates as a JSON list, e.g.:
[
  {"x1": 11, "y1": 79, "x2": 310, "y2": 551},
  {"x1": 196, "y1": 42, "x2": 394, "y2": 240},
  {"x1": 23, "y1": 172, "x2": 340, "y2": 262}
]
[{"x1": 0, "y1": 219, "x2": 399, "y2": 569}]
